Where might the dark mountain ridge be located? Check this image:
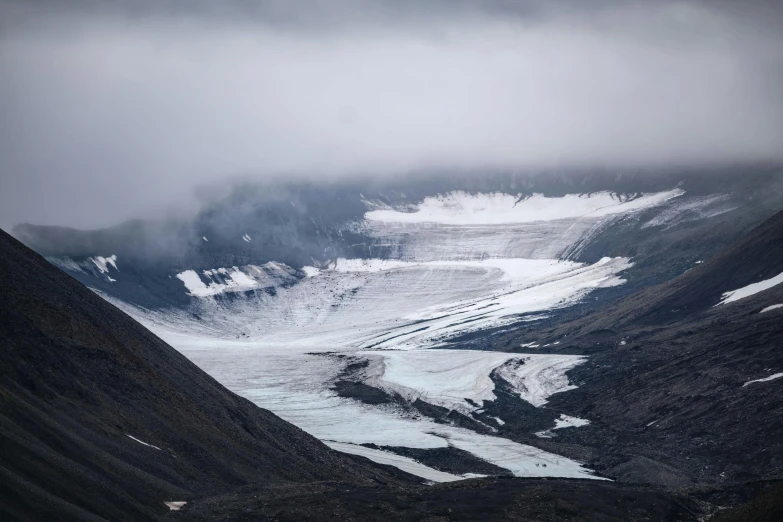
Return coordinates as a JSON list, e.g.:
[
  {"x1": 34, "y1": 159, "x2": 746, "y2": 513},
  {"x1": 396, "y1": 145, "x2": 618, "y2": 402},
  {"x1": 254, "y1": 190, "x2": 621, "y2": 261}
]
[{"x1": 0, "y1": 228, "x2": 413, "y2": 521}]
